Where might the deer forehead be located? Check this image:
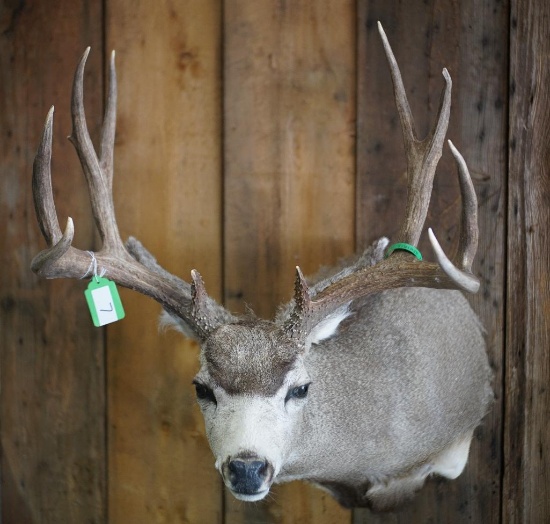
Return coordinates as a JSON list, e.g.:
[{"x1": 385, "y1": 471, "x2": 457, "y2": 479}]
[{"x1": 202, "y1": 321, "x2": 302, "y2": 396}]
